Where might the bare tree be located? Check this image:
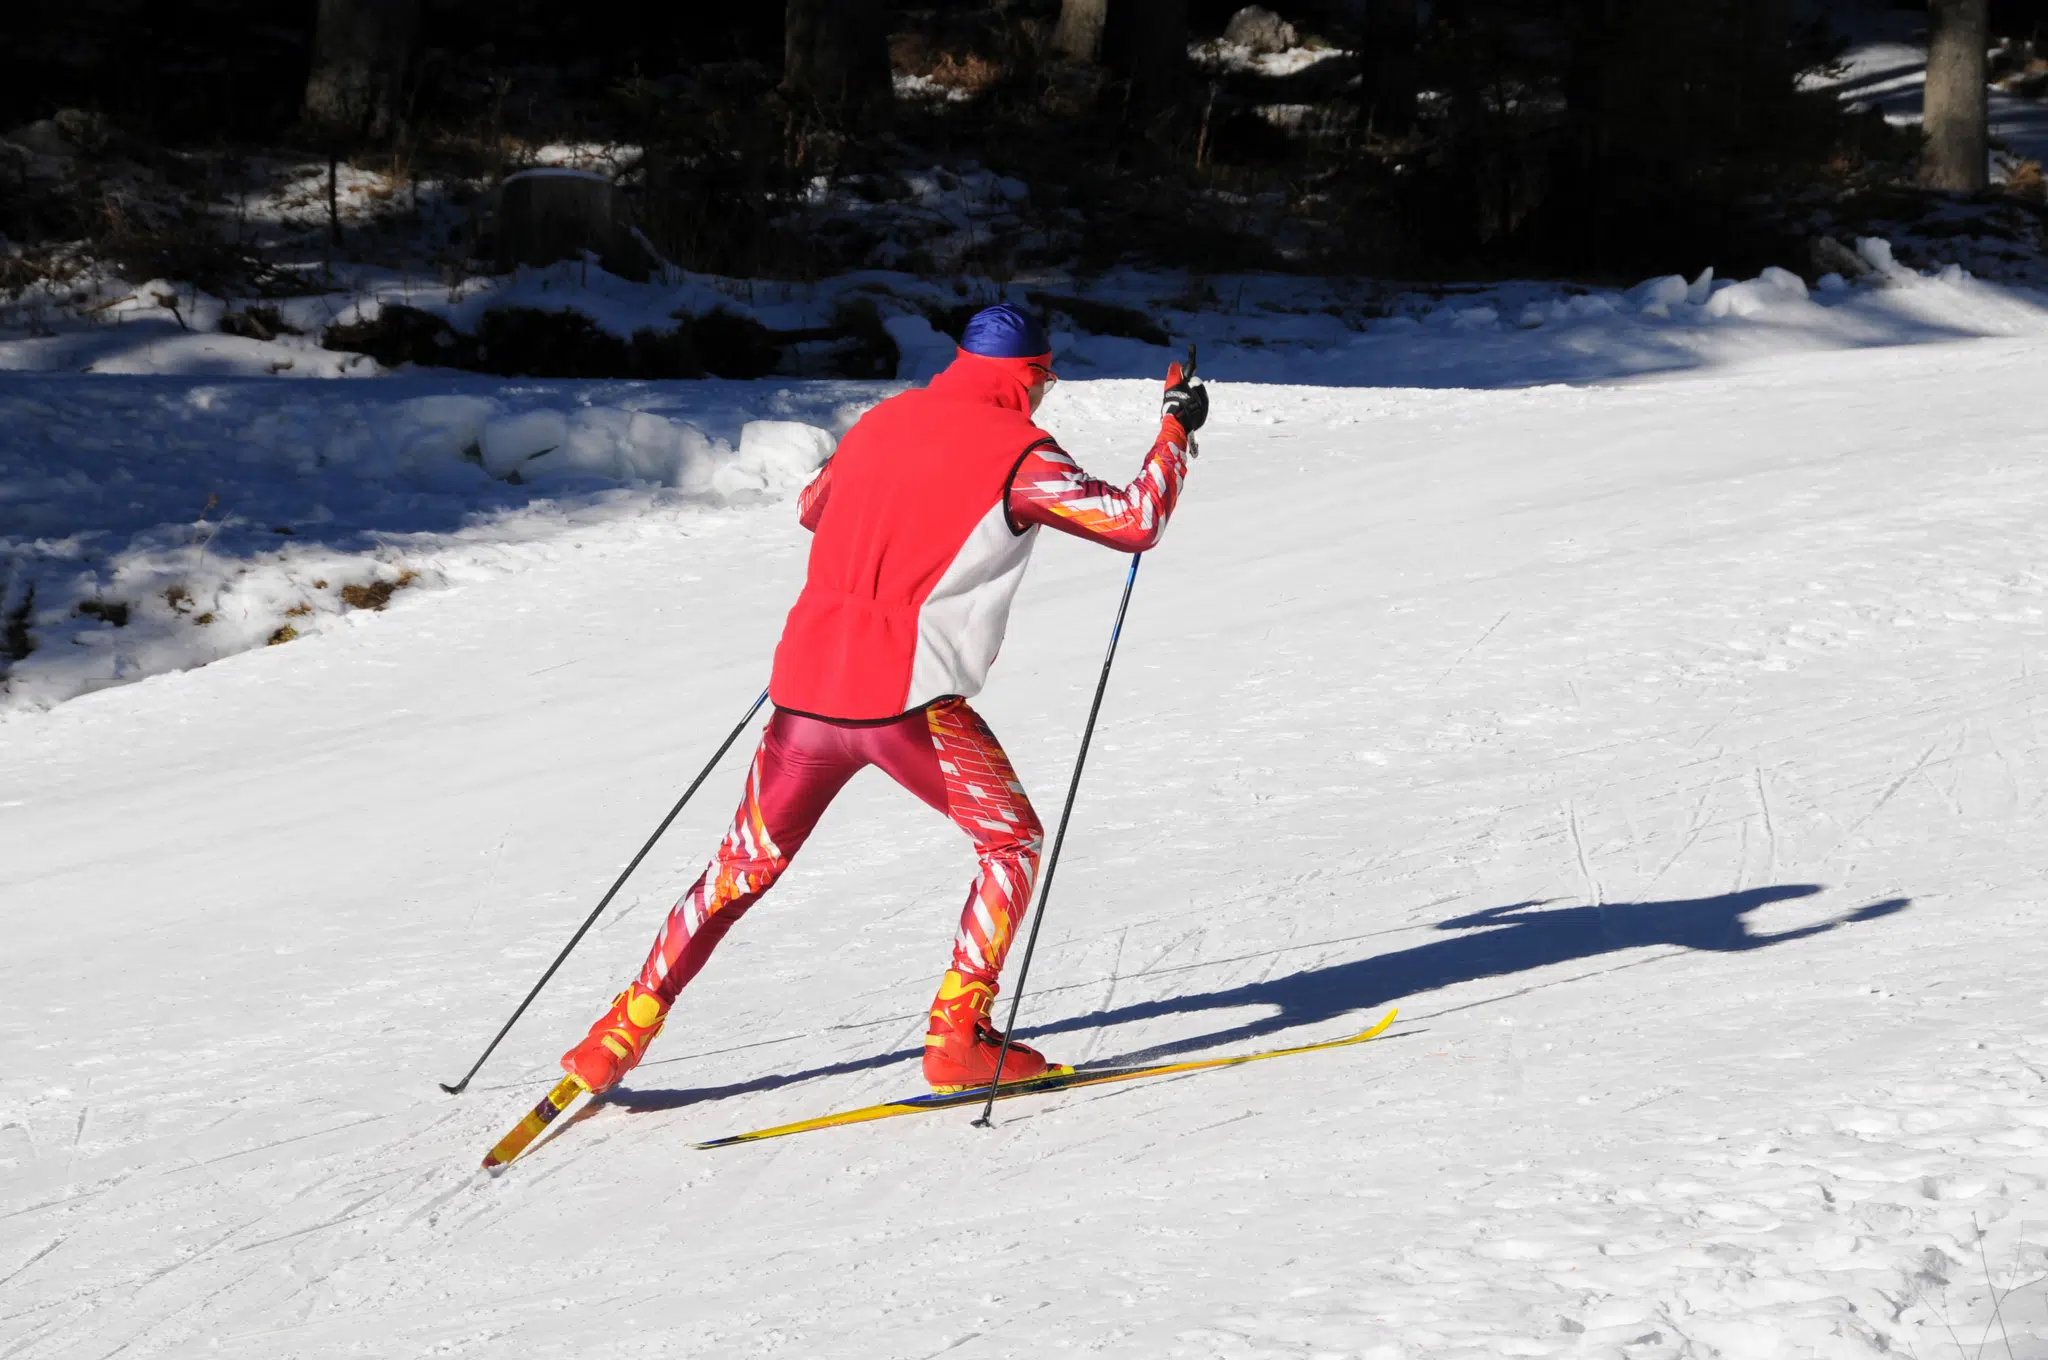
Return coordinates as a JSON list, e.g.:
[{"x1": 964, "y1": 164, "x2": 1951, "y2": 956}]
[
  {"x1": 1054, "y1": 0, "x2": 1110, "y2": 63},
  {"x1": 1922, "y1": 0, "x2": 1989, "y2": 191},
  {"x1": 303, "y1": 0, "x2": 419, "y2": 140},
  {"x1": 784, "y1": 0, "x2": 890, "y2": 112}
]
